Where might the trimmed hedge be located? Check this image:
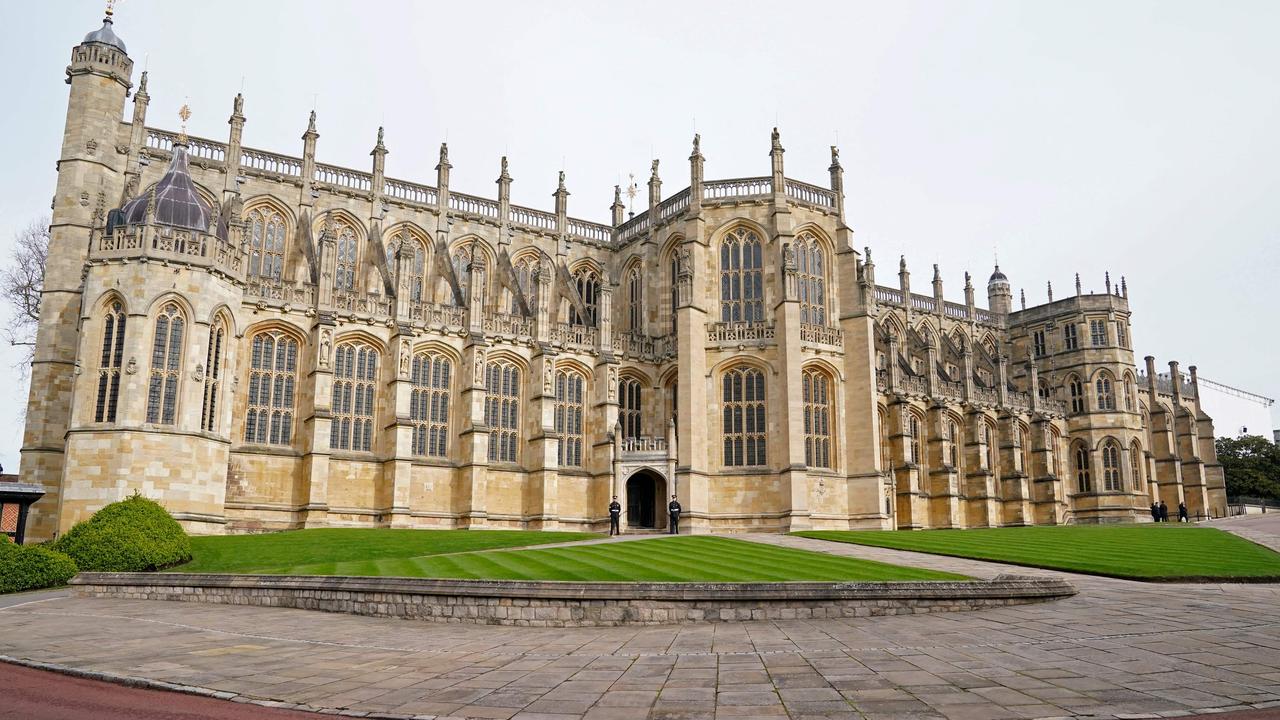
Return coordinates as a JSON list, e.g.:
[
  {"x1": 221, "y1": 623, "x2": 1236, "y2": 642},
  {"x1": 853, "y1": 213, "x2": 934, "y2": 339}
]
[
  {"x1": 0, "y1": 541, "x2": 78, "y2": 594},
  {"x1": 53, "y1": 494, "x2": 191, "y2": 572}
]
